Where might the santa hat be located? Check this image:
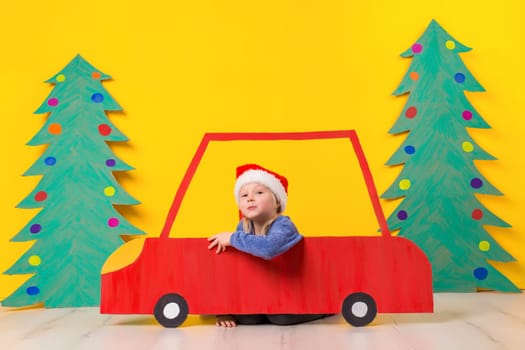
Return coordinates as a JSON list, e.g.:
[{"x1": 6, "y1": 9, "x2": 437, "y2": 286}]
[{"x1": 234, "y1": 163, "x2": 288, "y2": 212}]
